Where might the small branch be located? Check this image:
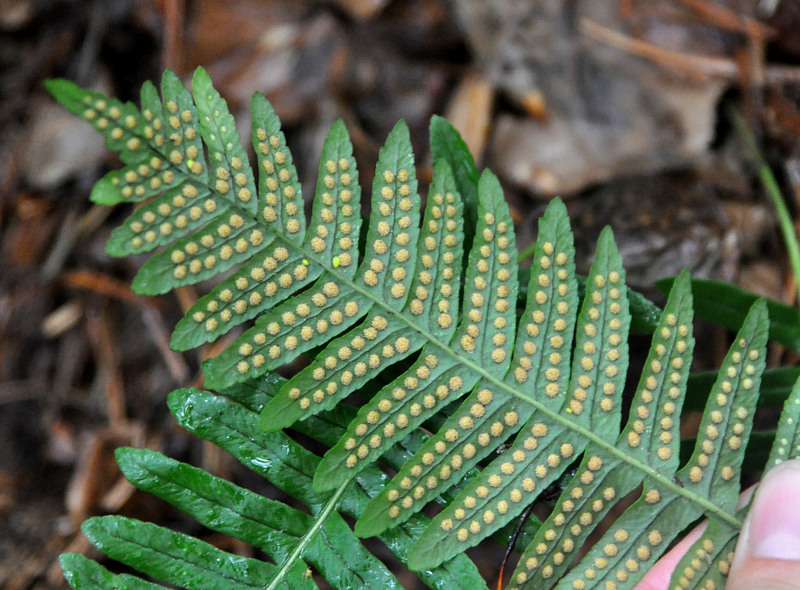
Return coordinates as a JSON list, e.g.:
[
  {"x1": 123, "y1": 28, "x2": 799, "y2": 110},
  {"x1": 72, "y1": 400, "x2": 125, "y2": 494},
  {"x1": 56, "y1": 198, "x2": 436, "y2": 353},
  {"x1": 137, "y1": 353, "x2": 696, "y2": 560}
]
[
  {"x1": 496, "y1": 502, "x2": 535, "y2": 590},
  {"x1": 675, "y1": 0, "x2": 775, "y2": 41},
  {"x1": 60, "y1": 269, "x2": 156, "y2": 308},
  {"x1": 579, "y1": 18, "x2": 800, "y2": 85},
  {"x1": 161, "y1": 0, "x2": 184, "y2": 73}
]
